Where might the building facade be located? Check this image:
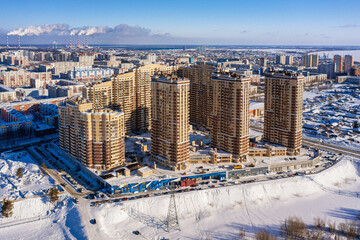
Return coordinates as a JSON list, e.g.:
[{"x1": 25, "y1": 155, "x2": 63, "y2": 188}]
[
  {"x1": 81, "y1": 64, "x2": 177, "y2": 133},
  {"x1": 79, "y1": 109, "x2": 125, "y2": 169},
  {"x1": 264, "y1": 70, "x2": 304, "y2": 155},
  {"x1": 210, "y1": 72, "x2": 250, "y2": 162},
  {"x1": 334, "y1": 55, "x2": 343, "y2": 73},
  {"x1": 111, "y1": 72, "x2": 135, "y2": 134},
  {"x1": 302, "y1": 54, "x2": 319, "y2": 67},
  {"x1": 151, "y1": 74, "x2": 190, "y2": 170},
  {"x1": 59, "y1": 96, "x2": 125, "y2": 170},
  {"x1": 177, "y1": 65, "x2": 216, "y2": 129},
  {"x1": 344, "y1": 55, "x2": 354, "y2": 74},
  {"x1": 82, "y1": 81, "x2": 112, "y2": 109}
]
